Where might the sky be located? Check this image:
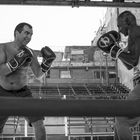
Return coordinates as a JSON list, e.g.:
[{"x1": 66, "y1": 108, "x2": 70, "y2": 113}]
[{"x1": 0, "y1": 5, "x2": 107, "y2": 52}]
